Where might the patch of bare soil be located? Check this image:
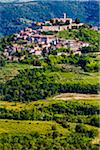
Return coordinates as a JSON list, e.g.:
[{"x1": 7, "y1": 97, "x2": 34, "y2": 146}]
[{"x1": 53, "y1": 93, "x2": 100, "y2": 100}]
